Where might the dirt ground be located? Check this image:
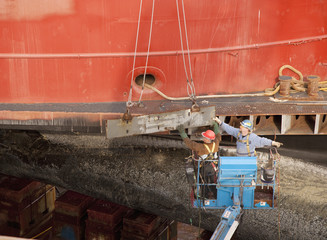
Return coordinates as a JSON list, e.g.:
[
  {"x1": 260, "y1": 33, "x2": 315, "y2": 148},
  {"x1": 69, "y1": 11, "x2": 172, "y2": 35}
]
[{"x1": 0, "y1": 131, "x2": 326, "y2": 239}]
